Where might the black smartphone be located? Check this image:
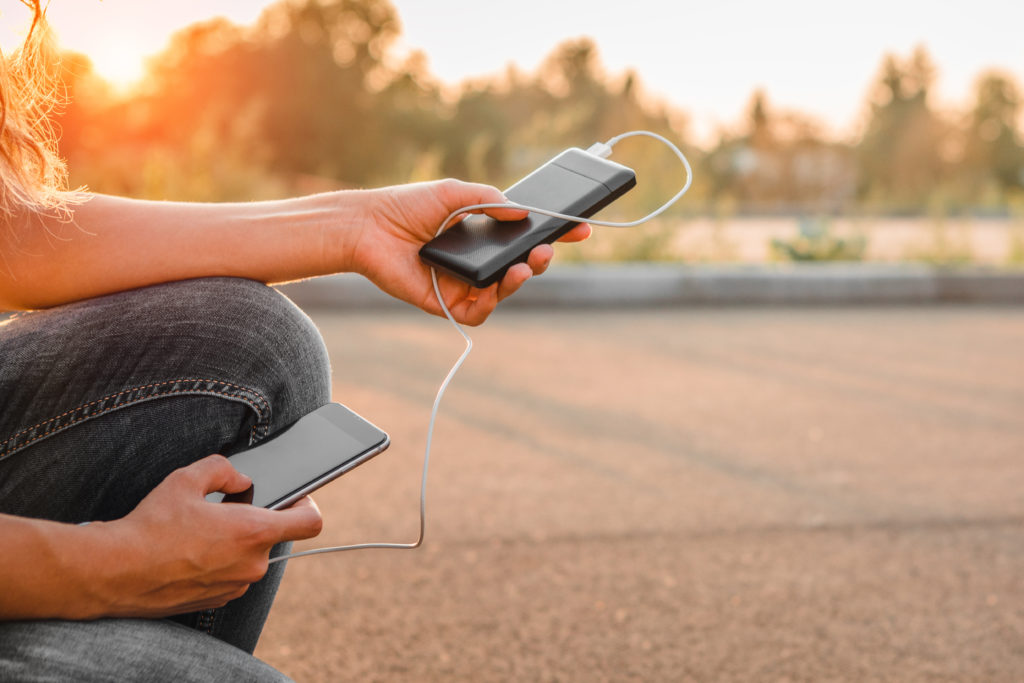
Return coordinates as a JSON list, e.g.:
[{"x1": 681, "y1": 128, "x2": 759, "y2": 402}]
[
  {"x1": 418, "y1": 147, "x2": 636, "y2": 288},
  {"x1": 207, "y1": 402, "x2": 389, "y2": 509}
]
